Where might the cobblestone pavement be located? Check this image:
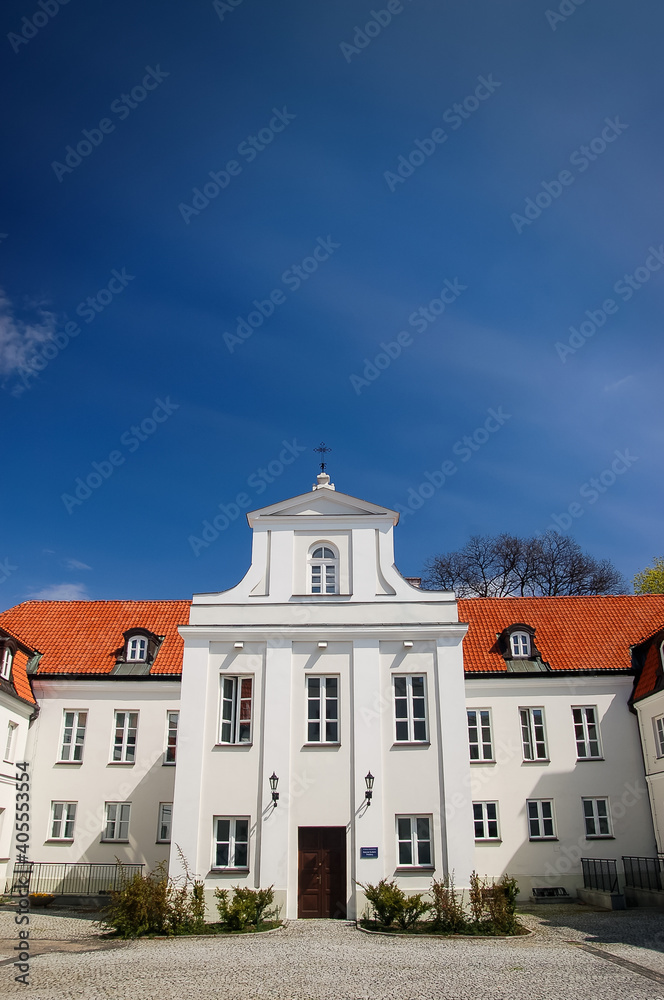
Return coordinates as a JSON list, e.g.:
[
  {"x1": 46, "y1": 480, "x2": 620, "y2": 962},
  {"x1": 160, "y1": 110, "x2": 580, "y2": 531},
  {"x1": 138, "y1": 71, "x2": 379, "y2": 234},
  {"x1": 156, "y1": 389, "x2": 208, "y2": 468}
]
[{"x1": 0, "y1": 906, "x2": 663, "y2": 999}]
